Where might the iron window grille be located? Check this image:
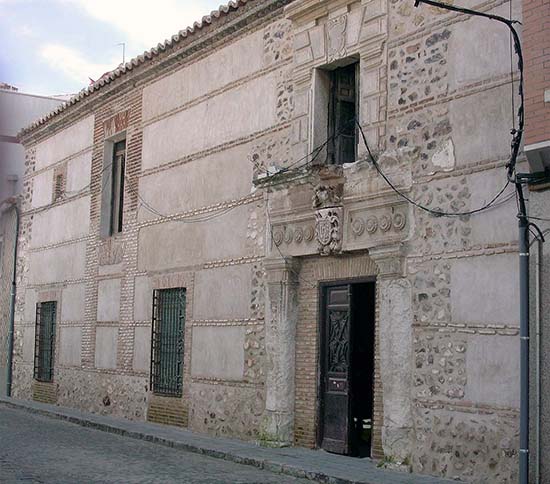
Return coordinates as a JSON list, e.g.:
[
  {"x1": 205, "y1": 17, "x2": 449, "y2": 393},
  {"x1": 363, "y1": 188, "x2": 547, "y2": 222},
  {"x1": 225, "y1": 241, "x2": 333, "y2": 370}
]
[
  {"x1": 34, "y1": 301, "x2": 57, "y2": 382},
  {"x1": 150, "y1": 288, "x2": 186, "y2": 397}
]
